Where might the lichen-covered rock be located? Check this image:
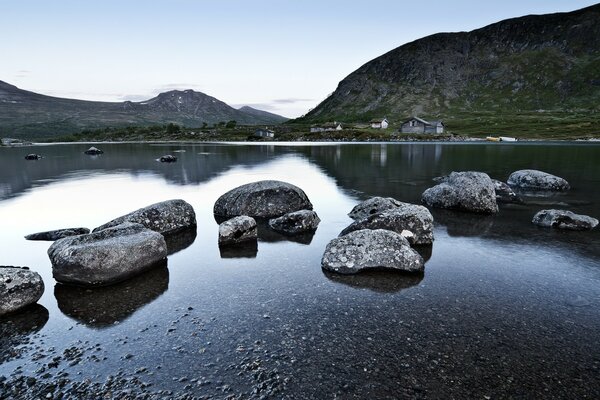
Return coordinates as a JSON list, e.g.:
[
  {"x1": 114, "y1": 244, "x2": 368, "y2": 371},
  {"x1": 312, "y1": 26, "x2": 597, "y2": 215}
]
[
  {"x1": 422, "y1": 171, "x2": 498, "y2": 214},
  {"x1": 492, "y1": 179, "x2": 522, "y2": 204},
  {"x1": 93, "y1": 199, "x2": 196, "y2": 236},
  {"x1": 25, "y1": 227, "x2": 90, "y2": 241},
  {"x1": 218, "y1": 216, "x2": 257, "y2": 245},
  {"x1": 321, "y1": 229, "x2": 424, "y2": 275},
  {"x1": 348, "y1": 197, "x2": 404, "y2": 221},
  {"x1": 0, "y1": 267, "x2": 44, "y2": 316},
  {"x1": 341, "y1": 202, "x2": 434, "y2": 245},
  {"x1": 49, "y1": 222, "x2": 167, "y2": 286},
  {"x1": 84, "y1": 146, "x2": 103, "y2": 155},
  {"x1": 214, "y1": 180, "x2": 313, "y2": 219},
  {"x1": 507, "y1": 170, "x2": 570, "y2": 191},
  {"x1": 532, "y1": 209, "x2": 598, "y2": 231},
  {"x1": 268, "y1": 210, "x2": 320, "y2": 235}
]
